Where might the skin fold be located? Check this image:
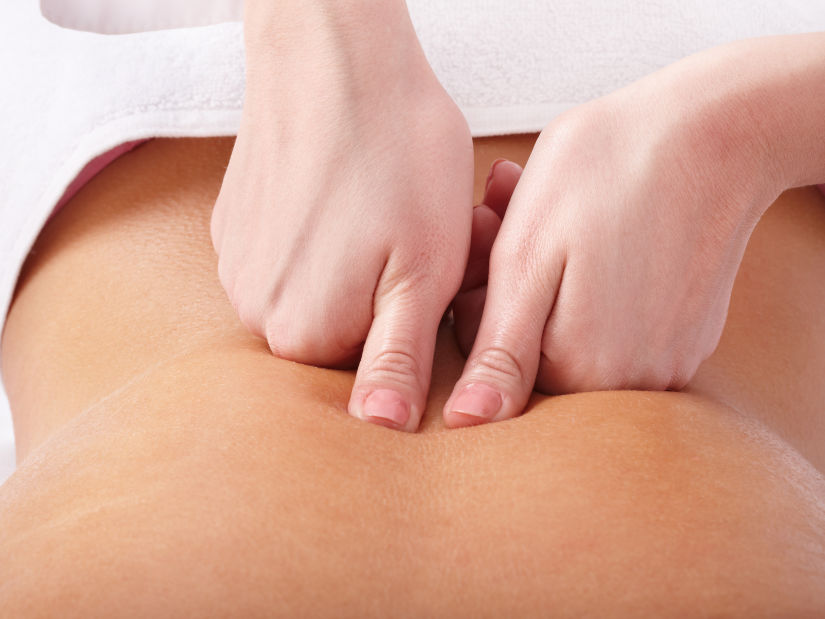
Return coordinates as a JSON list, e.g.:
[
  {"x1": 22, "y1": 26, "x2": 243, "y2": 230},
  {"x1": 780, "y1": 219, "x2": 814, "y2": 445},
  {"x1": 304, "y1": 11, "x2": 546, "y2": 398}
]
[{"x1": 0, "y1": 137, "x2": 824, "y2": 616}]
